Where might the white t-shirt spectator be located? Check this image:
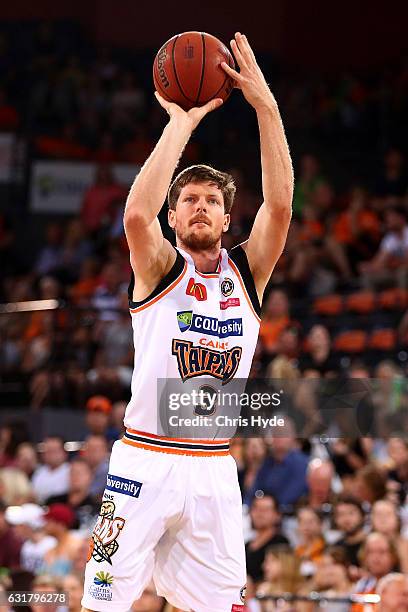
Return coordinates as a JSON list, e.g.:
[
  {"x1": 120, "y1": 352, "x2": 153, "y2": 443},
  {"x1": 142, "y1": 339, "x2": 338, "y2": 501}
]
[
  {"x1": 21, "y1": 536, "x2": 57, "y2": 574},
  {"x1": 380, "y1": 226, "x2": 408, "y2": 258},
  {"x1": 32, "y1": 462, "x2": 70, "y2": 503}
]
